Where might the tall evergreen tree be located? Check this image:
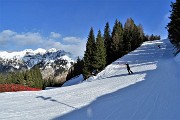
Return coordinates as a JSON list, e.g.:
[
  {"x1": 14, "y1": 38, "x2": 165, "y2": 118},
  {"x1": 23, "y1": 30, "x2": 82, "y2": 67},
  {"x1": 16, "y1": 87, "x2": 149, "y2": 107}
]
[
  {"x1": 137, "y1": 24, "x2": 144, "y2": 46},
  {"x1": 66, "y1": 56, "x2": 84, "y2": 81},
  {"x1": 11, "y1": 72, "x2": 18, "y2": 84},
  {"x1": 24, "y1": 70, "x2": 34, "y2": 87},
  {"x1": 149, "y1": 34, "x2": 155, "y2": 41},
  {"x1": 6, "y1": 73, "x2": 13, "y2": 84},
  {"x1": 28, "y1": 70, "x2": 35, "y2": 87},
  {"x1": 92, "y1": 30, "x2": 106, "y2": 71},
  {"x1": 15, "y1": 72, "x2": 24, "y2": 84},
  {"x1": 144, "y1": 35, "x2": 149, "y2": 41},
  {"x1": 66, "y1": 67, "x2": 74, "y2": 81},
  {"x1": 83, "y1": 27, "x2": 96, "y2": 79},
  {"x1": 74, "y1": 57, "x2": 83, "y2": 76},
  {"x1": 123, "y1": 18, "x2": 134, "y2": 53},
  {"x1": 110, "y1": 19, "x2": 124, "y2": 62},
  {"x1": 34, "y1": 66, "x2": 43, "y2": 88},
  {"x1": 131, "y1": 24, "x2": 140, "y2": 50},
  {"x1": 157, "y1": 35, "x2": 161, "y2": 40},
  {"x1": 167, "y1": 0, "x2": 180, "y2": 52},
  {"x1": 0, "y1": 74, "x2": 4, "y2": 84},
  {"x1": 132, "y1": 24, "x2": 147, "y2": 50},
  {"x1": 104, "y1": 22, "x2": 111, "y2": 65}
]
